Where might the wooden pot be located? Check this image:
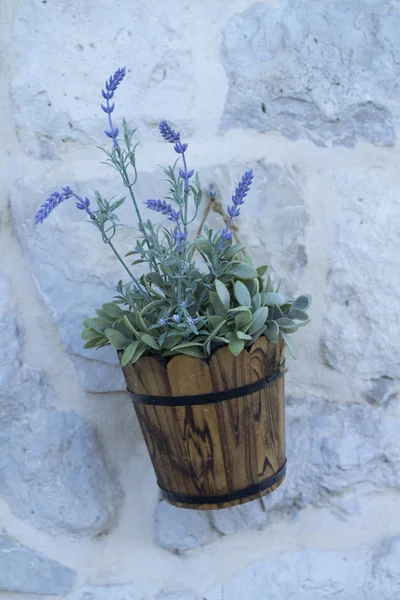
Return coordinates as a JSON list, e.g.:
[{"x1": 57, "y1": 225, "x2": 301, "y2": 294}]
[{"x1": 120, "y1": 336, "x2": 286, "y2": 510}]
